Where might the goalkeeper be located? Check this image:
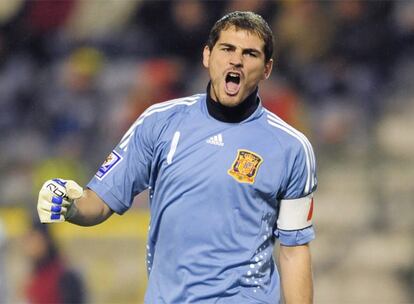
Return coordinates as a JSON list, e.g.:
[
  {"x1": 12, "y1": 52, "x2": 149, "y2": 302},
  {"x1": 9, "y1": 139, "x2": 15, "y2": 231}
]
[{"x1": 38, "y1": 11, "x2": 317, "y2": 304}]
